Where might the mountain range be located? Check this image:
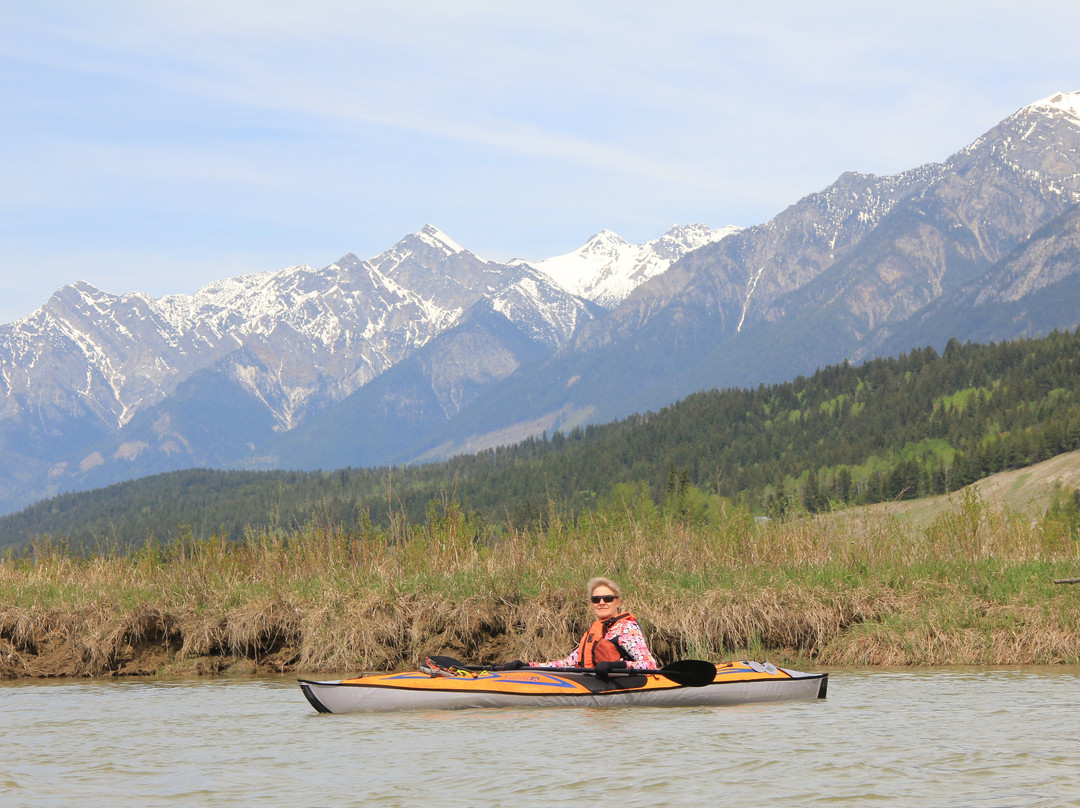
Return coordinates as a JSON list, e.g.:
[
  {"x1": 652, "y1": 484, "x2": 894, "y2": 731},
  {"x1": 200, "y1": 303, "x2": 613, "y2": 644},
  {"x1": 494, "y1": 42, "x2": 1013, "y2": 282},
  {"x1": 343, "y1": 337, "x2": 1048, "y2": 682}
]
[
  {"x1": 3, "y1": 90, "x2": 1080, "y2": 516},
  {"x1": 0, "y1": 222, "x2": 733, "y2": 512}
]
